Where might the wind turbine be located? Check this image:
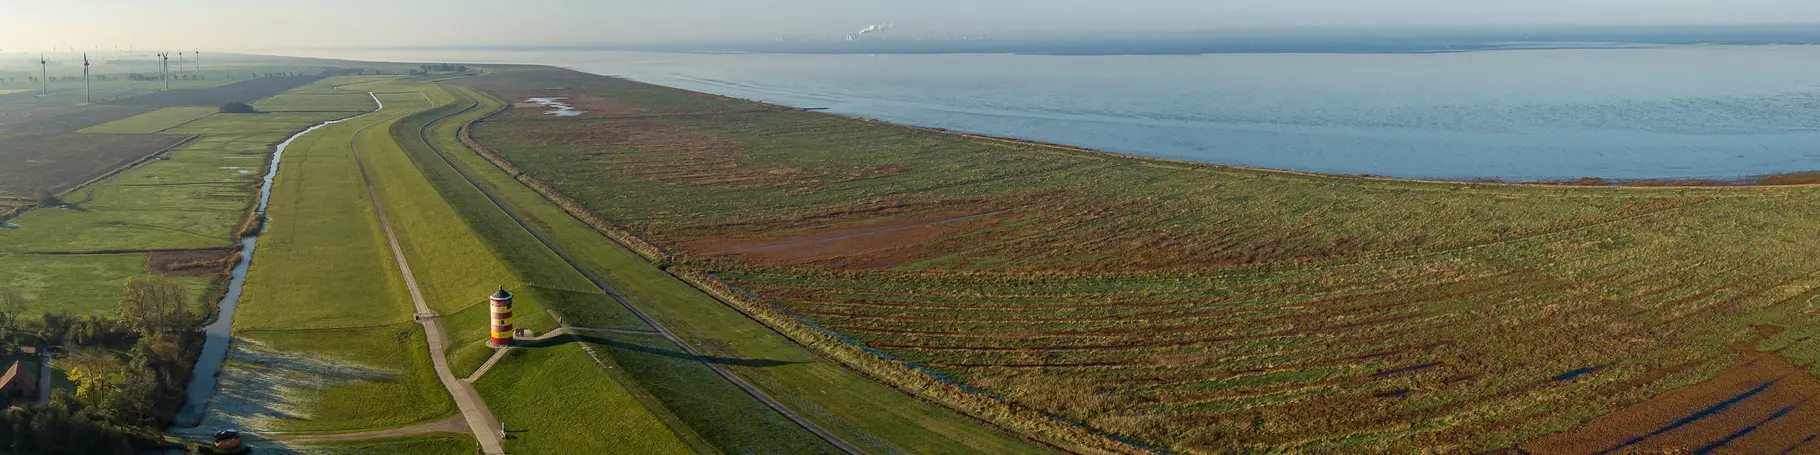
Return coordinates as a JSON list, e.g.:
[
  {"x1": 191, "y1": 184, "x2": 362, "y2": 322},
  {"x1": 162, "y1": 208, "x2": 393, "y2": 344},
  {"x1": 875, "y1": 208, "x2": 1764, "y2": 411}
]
[
  {"x1": 177, "y1": 52, "x2": 185, "y2": 76},
  {"x1": 38, "y1": 53, "x2": 47, "y2": 96},
  {"x1": 194, "y1": 50, "x2": 200, "y2": 73},
  {"x1": 83, "y1": 53, "x2": 91, "y2": 103},
  {"x1": 159, "y1": 52, "x2": 170, "y2": 90}
]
